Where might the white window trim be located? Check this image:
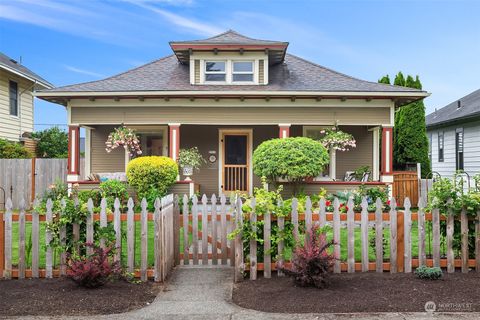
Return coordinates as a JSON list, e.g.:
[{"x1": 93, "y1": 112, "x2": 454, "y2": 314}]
[
  {"x1": 232, "y1": 60, "x2": 255, "y2": 84},
  {"x1": 204, "y1": 60, "x2": 227, "y2": 84},
  {"x1": 9, "y1": 80, "x2": 20, "y2": 118},
  {"x1": 201, "y1": 59, "x2": 259, "y2": 85}
]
